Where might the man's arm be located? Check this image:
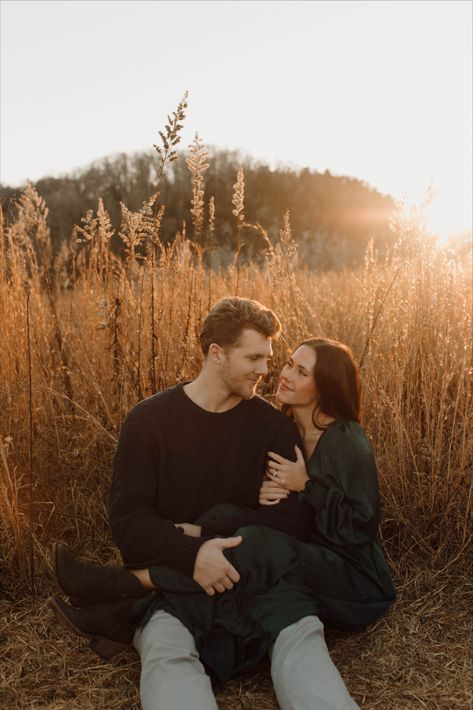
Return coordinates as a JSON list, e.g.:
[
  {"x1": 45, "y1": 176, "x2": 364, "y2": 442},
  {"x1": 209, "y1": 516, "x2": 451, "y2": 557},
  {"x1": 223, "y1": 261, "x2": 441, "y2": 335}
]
[{"x1": 108, "y1": 408, "x2": 204, "y2": 577}]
